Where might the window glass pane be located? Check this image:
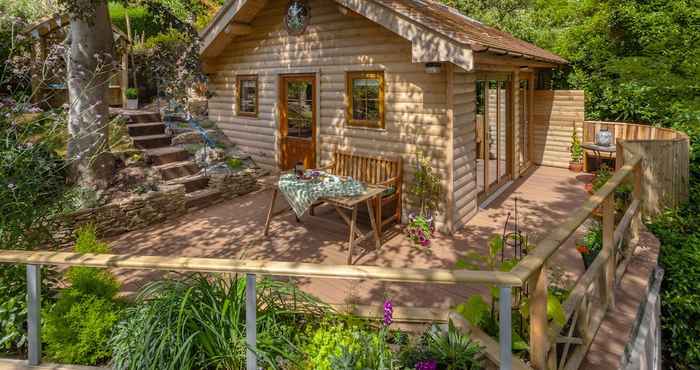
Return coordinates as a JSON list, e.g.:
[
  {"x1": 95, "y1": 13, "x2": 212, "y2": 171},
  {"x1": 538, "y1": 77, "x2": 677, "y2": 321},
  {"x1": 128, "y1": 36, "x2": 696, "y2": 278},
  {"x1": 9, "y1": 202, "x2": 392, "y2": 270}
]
[
  {"x1": 351, "y1": 77, "x2": 381, "y2": 123},
  {"x1": 286, "y1": 80, "x2": 313, "y2": 138},
  {"x1": 239, "y1": 78, "x2": 257, "y2": 114}
]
